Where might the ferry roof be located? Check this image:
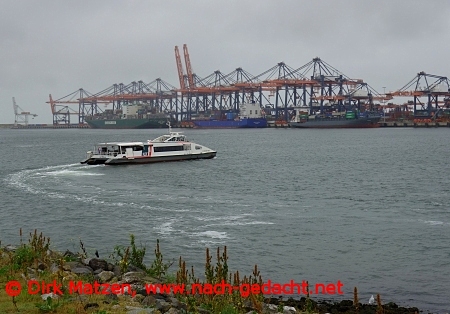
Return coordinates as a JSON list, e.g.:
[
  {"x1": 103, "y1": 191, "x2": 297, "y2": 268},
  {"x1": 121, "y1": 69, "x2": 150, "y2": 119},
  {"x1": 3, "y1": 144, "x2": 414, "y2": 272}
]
[{"x1": 95, "y1": 142, "x2": 144, "y2": 146}]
